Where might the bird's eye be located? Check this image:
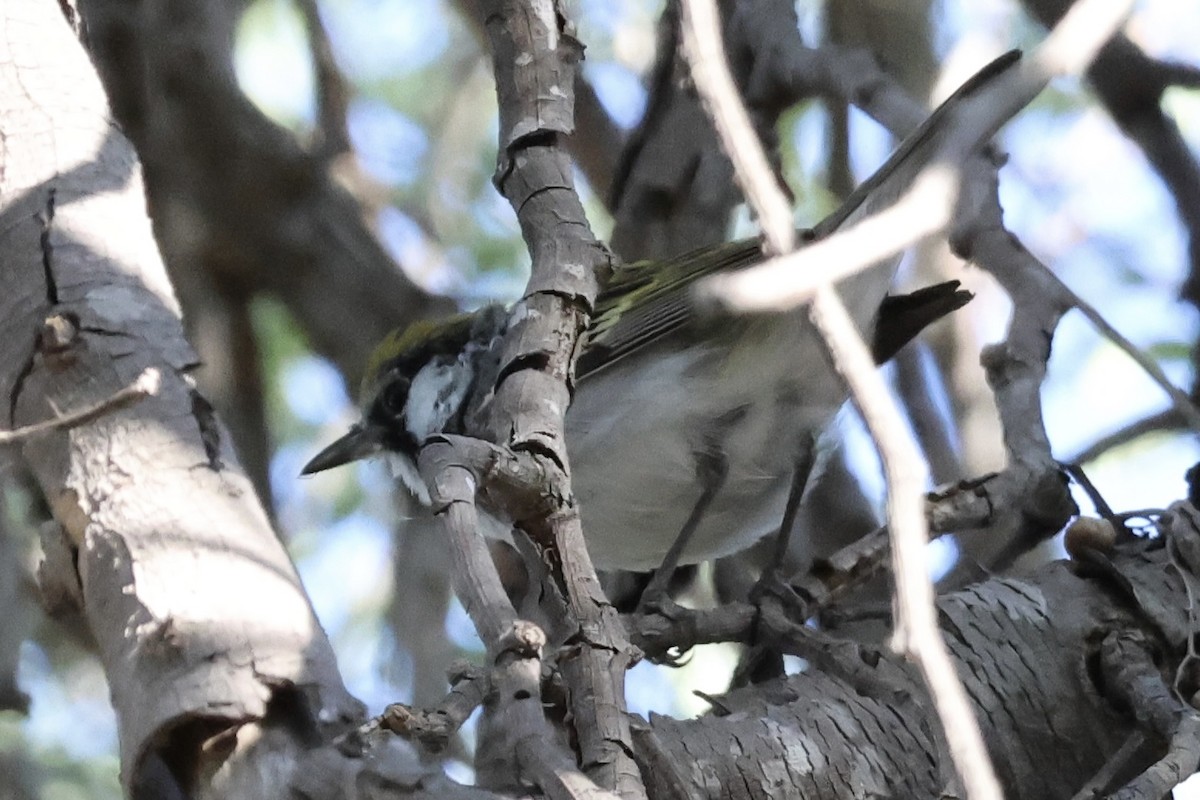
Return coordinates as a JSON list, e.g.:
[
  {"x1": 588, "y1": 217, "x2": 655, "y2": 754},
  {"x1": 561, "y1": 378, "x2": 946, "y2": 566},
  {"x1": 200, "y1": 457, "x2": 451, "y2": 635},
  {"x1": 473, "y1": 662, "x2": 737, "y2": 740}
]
[{"x1": 380, "y1": 379, "x2": 409, "y2": 418}]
